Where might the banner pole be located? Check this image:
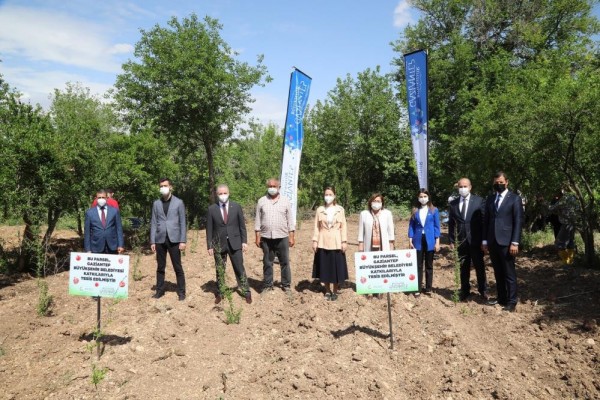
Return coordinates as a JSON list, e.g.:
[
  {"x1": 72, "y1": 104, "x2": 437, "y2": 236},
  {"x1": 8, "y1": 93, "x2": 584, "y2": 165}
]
[{"x1": 387, "y1": 292, "x2": 394, "y2": 350}]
